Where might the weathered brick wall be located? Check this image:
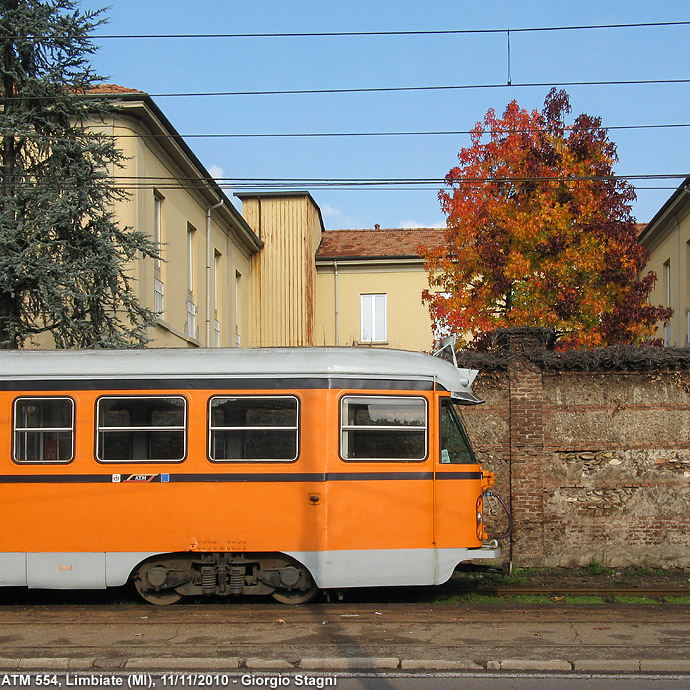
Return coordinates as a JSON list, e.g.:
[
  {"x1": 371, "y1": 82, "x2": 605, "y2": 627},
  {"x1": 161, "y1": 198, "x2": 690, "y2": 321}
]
[{"x1": 458, "y1": 329, "x2": 690, "y2": 568}]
